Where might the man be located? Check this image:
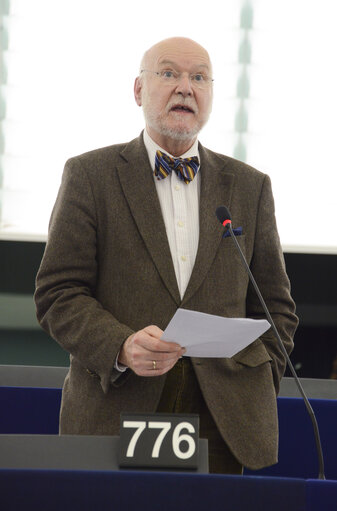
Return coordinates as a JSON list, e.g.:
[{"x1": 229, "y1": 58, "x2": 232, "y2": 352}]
[{"x1": 35, "y1": 37, "x2": 298, "y2": 474}]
